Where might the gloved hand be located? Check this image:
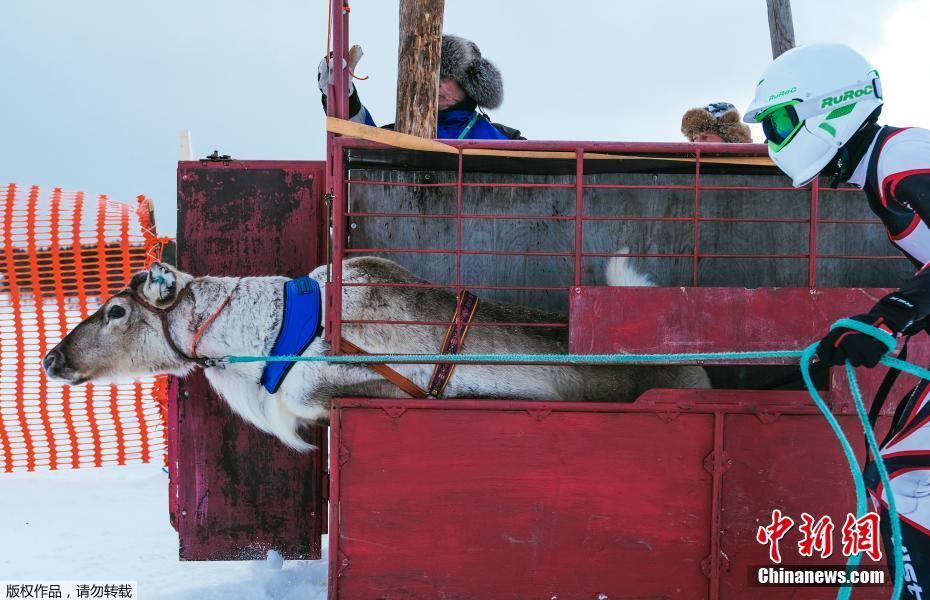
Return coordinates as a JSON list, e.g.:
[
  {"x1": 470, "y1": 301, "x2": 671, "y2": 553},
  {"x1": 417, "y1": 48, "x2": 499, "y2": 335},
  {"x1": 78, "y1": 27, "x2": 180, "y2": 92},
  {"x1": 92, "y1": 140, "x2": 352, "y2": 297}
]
[
  {"x1": 317, "y1": 45, "x2": 364, "y2": 96},
  {"x1": 816, "y1": 291, "x2": 919, "y2": 367},
  {"x1": 816, "y1": 314, "x2": 894, "y2": 367}
]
